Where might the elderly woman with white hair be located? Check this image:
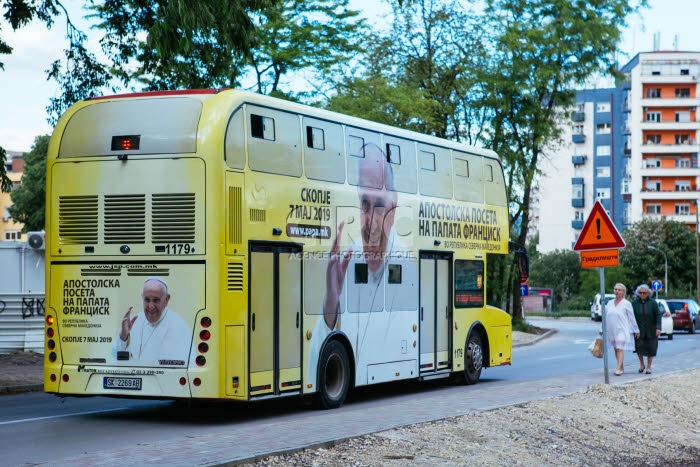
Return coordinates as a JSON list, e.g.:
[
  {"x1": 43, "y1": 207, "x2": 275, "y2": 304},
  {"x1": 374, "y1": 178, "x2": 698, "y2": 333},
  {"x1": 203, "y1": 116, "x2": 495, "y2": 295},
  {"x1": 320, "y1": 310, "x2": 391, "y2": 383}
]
[
  {"x1": 602, "y1": 283, "x2": 640, "y2": 375},
  {"x1": 632, "y1": 283, "x2": 662, "y2": 374}
]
